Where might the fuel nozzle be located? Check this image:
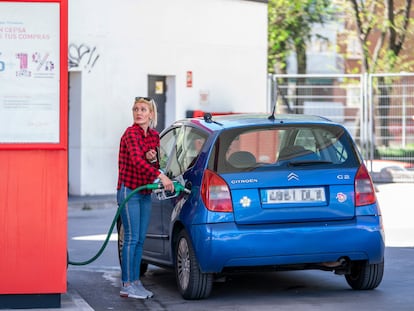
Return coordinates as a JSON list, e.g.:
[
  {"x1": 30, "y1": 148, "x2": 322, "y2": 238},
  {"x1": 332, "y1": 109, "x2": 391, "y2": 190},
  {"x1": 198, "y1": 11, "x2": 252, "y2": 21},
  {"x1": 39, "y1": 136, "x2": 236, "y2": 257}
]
[
  {"x1": 172, "y1": 181, "x2": 191, "y2": 194},
  {"x1": 151, "y1": 180, "x2": 191, "y2": 200},
  {"x1": 146, "y1": 182, "x2": 163, "y2": 190}
]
